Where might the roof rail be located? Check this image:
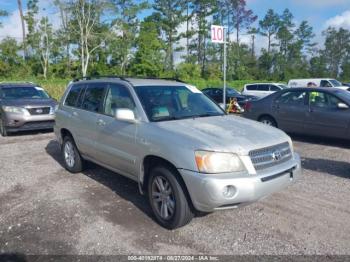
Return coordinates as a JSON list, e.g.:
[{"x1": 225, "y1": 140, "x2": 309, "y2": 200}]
[{"x1": 72, "y1": 75, "x2": 185, "y2": 83}]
